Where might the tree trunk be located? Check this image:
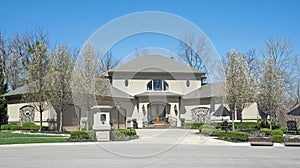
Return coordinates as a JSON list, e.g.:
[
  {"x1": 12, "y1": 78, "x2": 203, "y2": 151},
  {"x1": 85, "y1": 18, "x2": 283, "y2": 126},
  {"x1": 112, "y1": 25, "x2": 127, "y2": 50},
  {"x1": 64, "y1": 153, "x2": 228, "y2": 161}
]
[
  {"x1": 269, "y1": 115, "x2": 272, "y2": 130},
  {"x1": 39, "y1": 105, "x2": 43, "y2": 132},
  {"x1": 231, "y1": 109, "x2": 235, "y2": 131},
  {"x1": 59, "y1": 110, "x2": 63, "y2": 132}
]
